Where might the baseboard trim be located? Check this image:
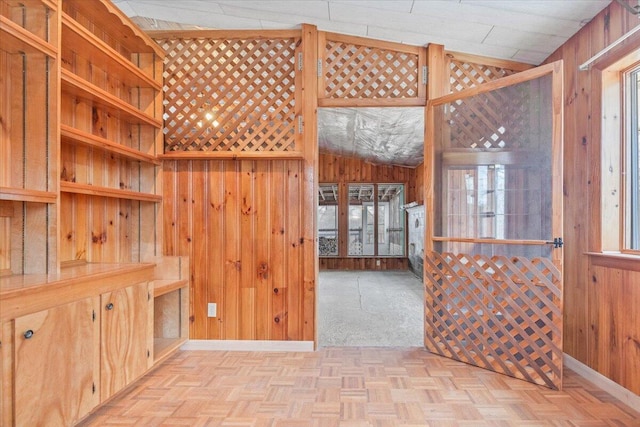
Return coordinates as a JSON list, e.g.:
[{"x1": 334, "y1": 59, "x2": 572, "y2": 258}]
[
  {"x1": 564, "y1": 353, "x2": 640, "y2": 409},
  {"x1": 181, "y1": 340, "x2": 315, "y2": 352}
]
